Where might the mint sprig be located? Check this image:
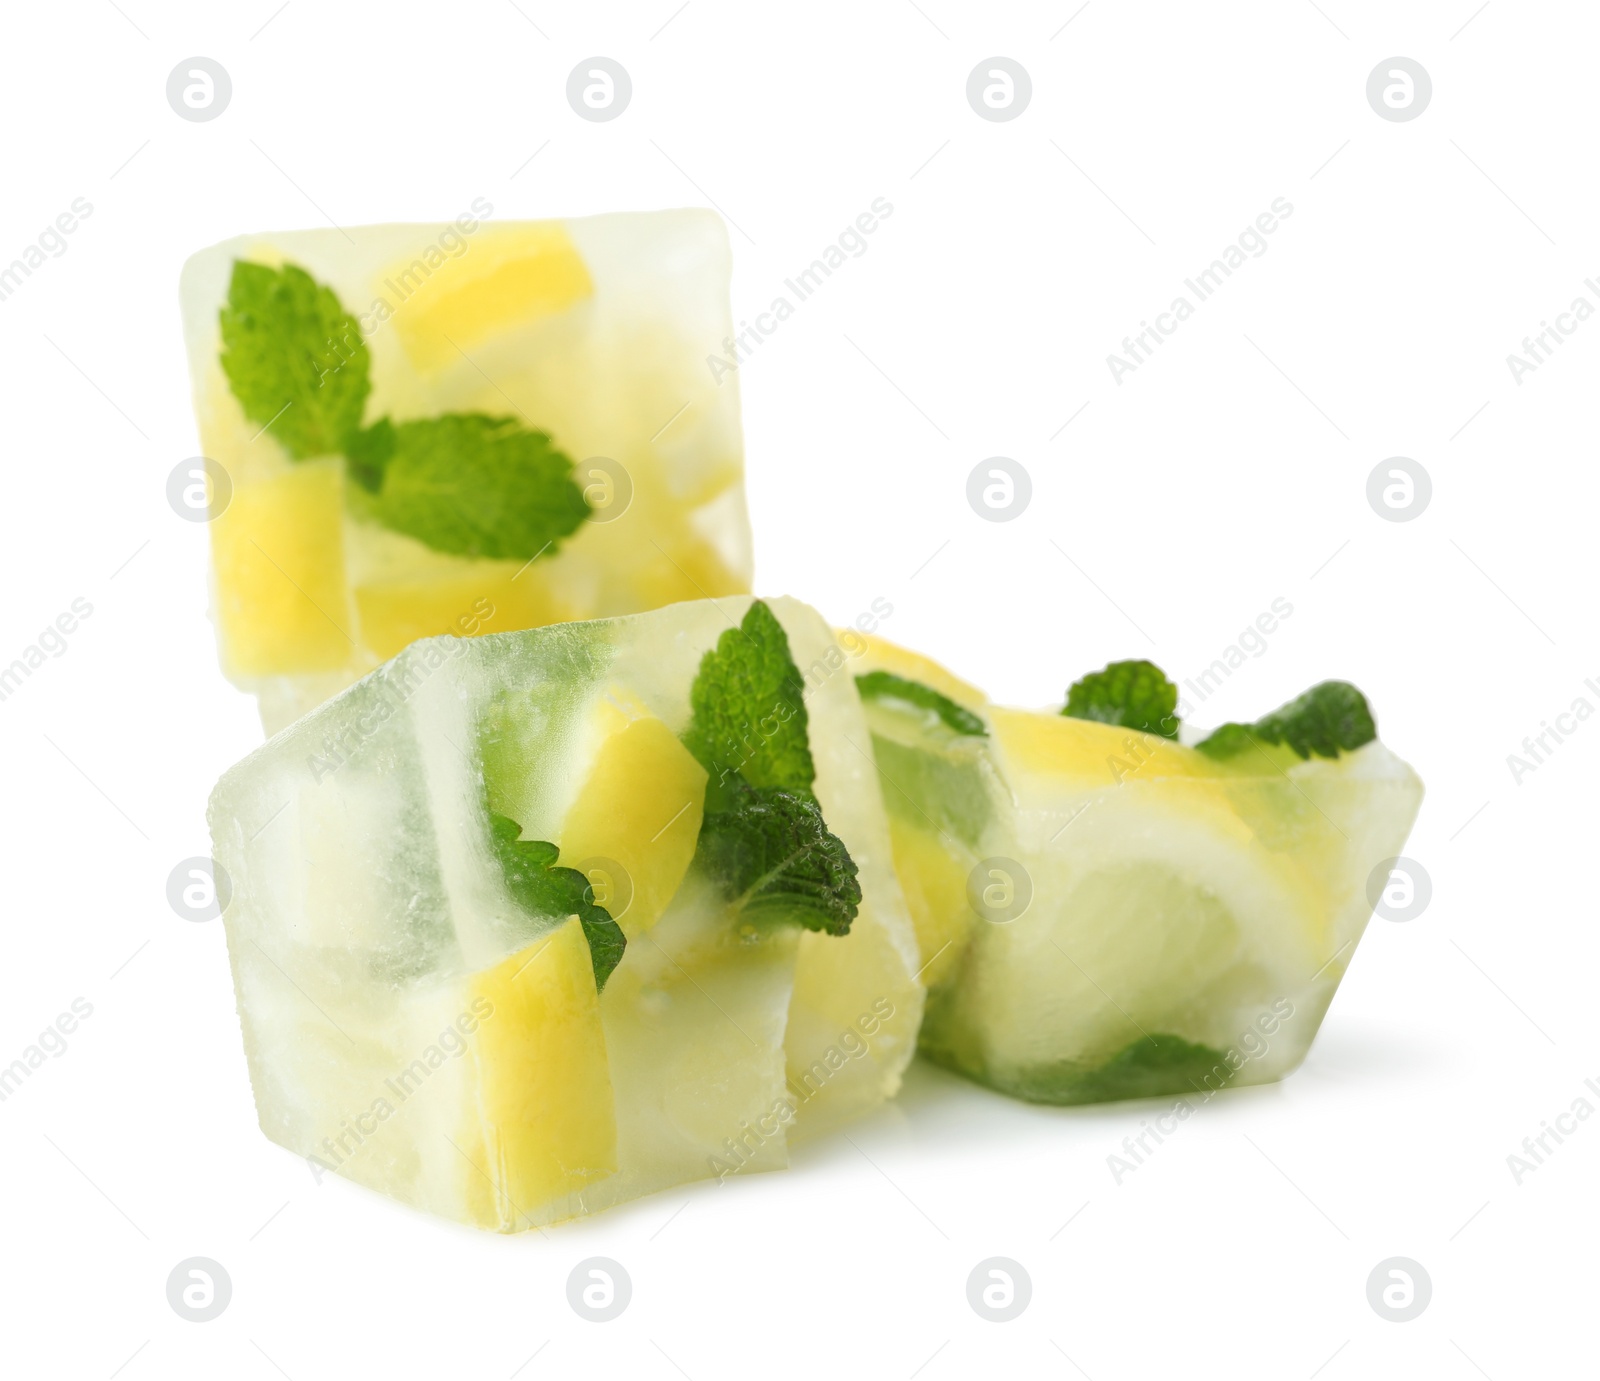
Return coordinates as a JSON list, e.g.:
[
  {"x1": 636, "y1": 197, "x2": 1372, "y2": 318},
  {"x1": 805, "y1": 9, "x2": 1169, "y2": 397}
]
[
  {"x1": 693, "y1": 778, "x2": 861, "y2": 936},
  {"x1": 218, "y1": 259, "x2": 590, "y2": 562},
  {"x1": 1195, "y1": 681, "x2": 1376, "y2": 762},
  {"x1": 1063, "y1": 660, "x2": 1180, "y2": 740},
  {"x1": 488, "y1": 812, "x2": 625, "y2": 990},
  {"x1": 352, "y1": 414, "x2": 590, "y2": 561},
  {"x1": 682, "y1": 600, "x2": 860, "y2": 937},
  {"x1": 683, "y1": 599, "x2": 815, "y2": 798}
]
